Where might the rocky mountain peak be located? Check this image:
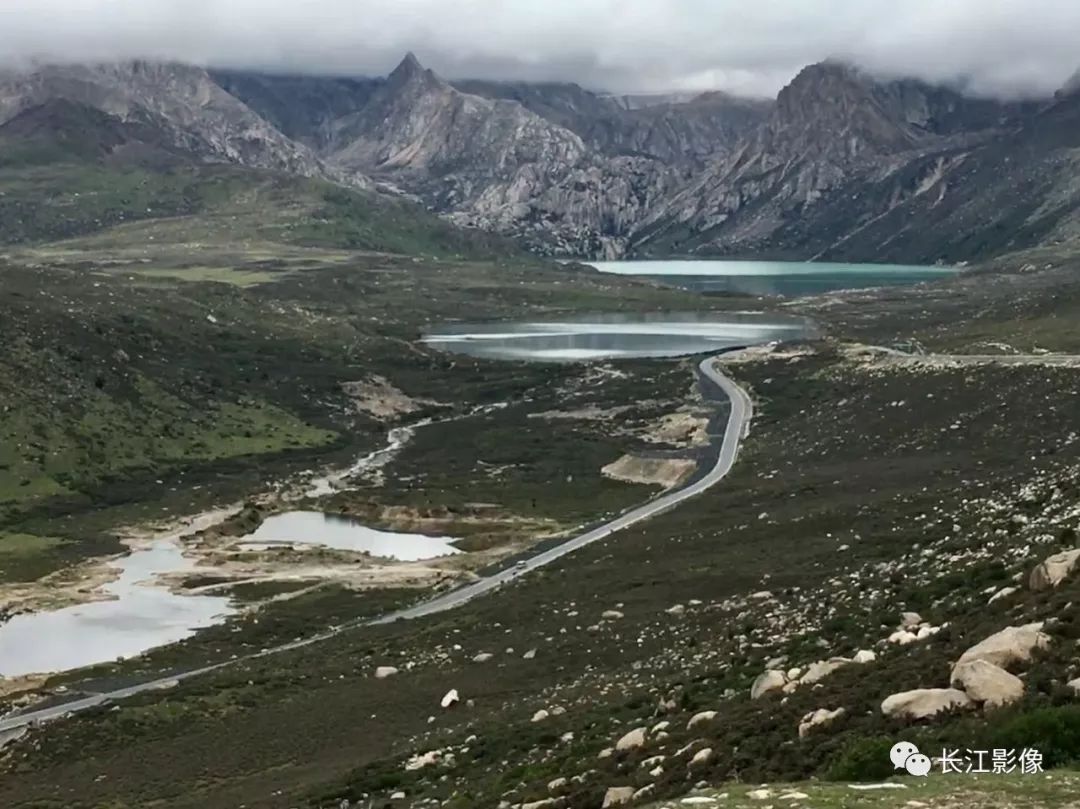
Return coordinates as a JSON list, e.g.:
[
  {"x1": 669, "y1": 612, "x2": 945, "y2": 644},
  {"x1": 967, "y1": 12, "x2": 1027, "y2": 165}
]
[{"x1": 385, "y1": 52, "x2": 441, "y2": 93}]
